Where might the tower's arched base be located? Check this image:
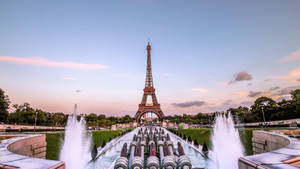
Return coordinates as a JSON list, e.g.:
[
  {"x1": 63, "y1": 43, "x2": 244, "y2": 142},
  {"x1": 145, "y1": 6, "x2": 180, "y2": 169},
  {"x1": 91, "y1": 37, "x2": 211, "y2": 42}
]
[{"x1": 135, "y1": 105, "x2": 164, "y2": 123}]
